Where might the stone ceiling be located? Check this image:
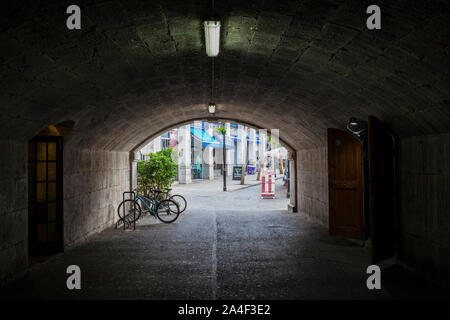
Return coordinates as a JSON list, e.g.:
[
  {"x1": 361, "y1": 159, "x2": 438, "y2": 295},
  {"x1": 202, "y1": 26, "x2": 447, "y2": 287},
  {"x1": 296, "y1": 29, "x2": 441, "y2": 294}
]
[{"x1": 0, "y1": 0, "x2": 449, "y2": 151}]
